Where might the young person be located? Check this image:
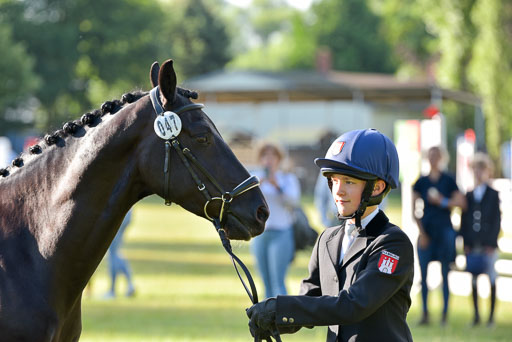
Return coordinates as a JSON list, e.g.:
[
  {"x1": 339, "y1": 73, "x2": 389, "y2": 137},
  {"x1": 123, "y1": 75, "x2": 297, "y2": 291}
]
[
  {"x1": 247, "y1": 129, "x2": 414, "y2": 342},
  {"x1": 412, "y1": 146, "x2": 466, "y2": 325},
  {"x1": 460, "y1": 152, "x2": 501, "y2": 327}
]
